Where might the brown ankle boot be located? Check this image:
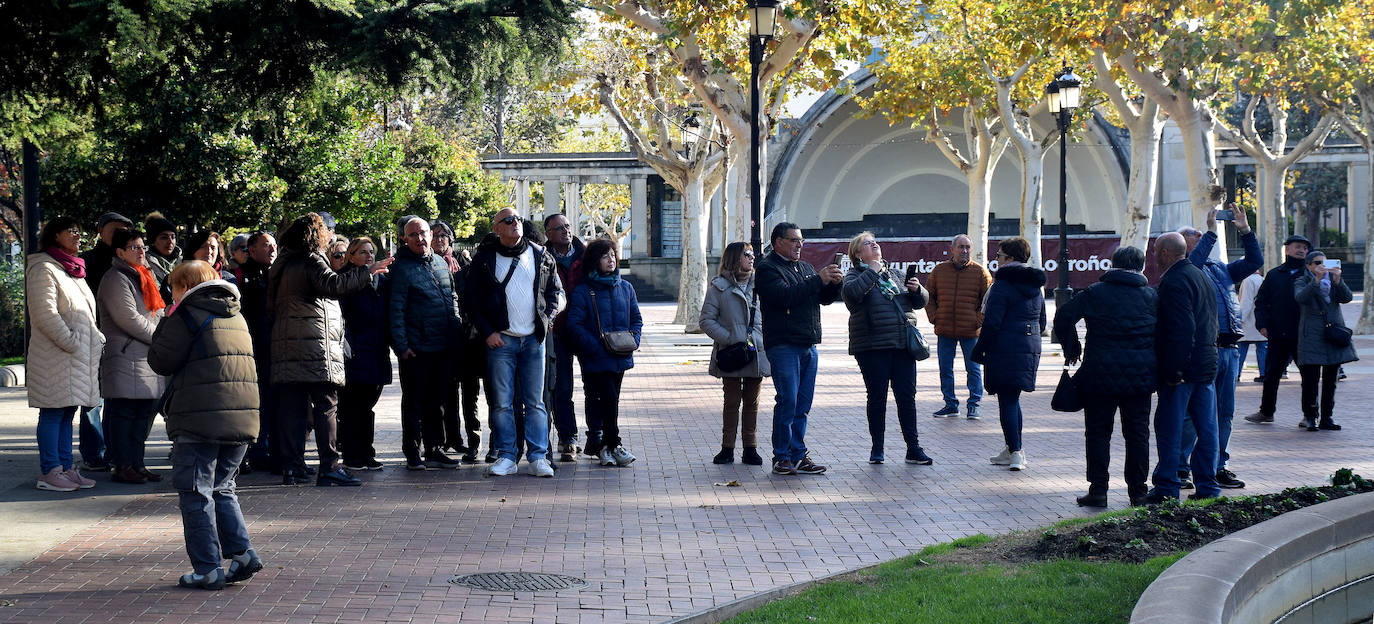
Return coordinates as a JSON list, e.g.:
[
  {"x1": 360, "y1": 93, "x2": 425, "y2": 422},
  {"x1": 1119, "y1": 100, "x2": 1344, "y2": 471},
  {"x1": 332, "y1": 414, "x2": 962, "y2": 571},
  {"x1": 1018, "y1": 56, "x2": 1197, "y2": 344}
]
[{"x1": 112, "y1": 466, "x2": 146, "y2": 484}]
